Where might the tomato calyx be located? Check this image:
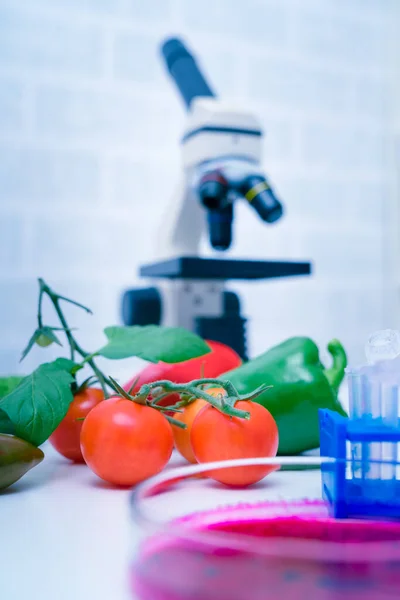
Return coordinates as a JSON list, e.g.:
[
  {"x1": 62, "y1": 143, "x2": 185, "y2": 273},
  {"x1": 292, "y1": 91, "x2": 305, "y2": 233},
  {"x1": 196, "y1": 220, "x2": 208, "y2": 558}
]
[
  {"x1": 73, "y1": 376, "x2": 98, "y2": 396},
  {"x1": 108, "y1": 376, "x2": 272, "y2": 428},
  {"x1": 108, "y1": 376, "x2": 186, "y2": 429}
]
